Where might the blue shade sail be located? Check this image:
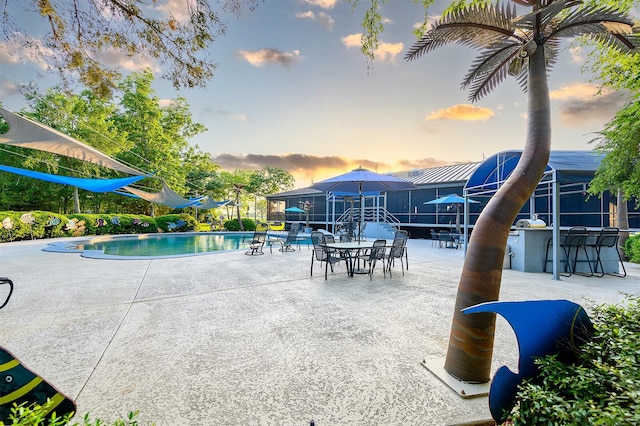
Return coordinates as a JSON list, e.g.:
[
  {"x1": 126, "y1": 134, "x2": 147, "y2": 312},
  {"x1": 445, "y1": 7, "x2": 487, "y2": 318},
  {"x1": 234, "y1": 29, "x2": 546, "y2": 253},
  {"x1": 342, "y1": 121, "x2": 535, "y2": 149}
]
[
  {"x1": 0, "y1": 164, "x2": 144, "y2": 192},
  {"x1": 0, "y1": 107, "x2": 144, "y2": 176}
]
